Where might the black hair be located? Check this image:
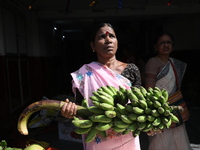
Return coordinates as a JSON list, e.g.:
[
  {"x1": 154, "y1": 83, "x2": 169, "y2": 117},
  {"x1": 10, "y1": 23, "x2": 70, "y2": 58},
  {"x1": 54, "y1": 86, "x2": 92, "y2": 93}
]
[
  {"x1": 90, "y1": 23, "x2": 115, "y2": 42},
  {"x1": 154, "y1": 32, "x2": 174, "y2": 45}
]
